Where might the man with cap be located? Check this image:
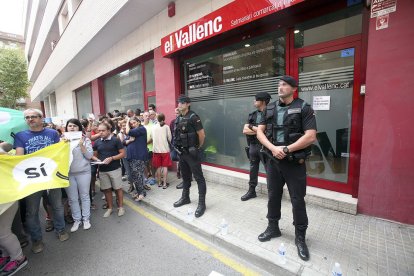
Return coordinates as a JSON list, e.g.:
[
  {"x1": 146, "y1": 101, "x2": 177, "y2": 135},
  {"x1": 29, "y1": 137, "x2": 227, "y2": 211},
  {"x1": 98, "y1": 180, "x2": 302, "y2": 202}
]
[
  {"x1": 173, "y1": 95, "x2": 207, "y2": 218},
  {"x1": 241, "y1": 92, "x2": 271, "y2": 201},
  {"x1": 256, "y1": 75, "x2": 317, "y2": 261}
]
